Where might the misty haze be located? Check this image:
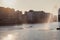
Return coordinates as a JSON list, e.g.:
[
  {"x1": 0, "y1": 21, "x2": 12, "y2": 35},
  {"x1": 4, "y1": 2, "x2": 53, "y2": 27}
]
[{"x1": 0, "y1": 0, "x2": 60, "y2": 40}]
